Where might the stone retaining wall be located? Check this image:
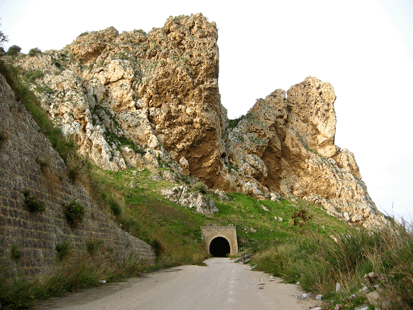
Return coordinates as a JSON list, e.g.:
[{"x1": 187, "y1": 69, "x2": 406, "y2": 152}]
[{"x1": 0, "y1": 74, "x2": 155, "y2": 277}]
